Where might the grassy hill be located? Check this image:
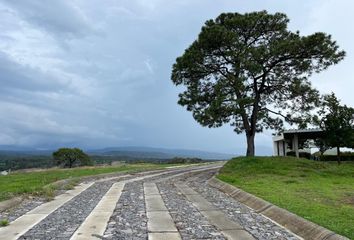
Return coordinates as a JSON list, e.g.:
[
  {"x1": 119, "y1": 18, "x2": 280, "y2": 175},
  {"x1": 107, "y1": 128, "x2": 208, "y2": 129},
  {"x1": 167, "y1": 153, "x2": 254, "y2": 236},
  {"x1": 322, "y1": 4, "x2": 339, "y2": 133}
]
[{"x1": 218, "y1": 157, "x2": 354, "y2": 239}]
